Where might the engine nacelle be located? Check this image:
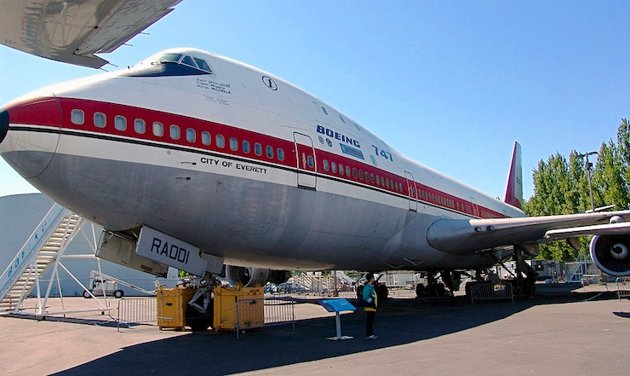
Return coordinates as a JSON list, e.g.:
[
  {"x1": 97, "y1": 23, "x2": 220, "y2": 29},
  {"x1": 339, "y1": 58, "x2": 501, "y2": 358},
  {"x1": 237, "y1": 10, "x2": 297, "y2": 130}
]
[
  {"x1": 225, "y1": 266, "x2": 291, "y2": 287},
  {"x1": 590, "y1": 234, "x2": 630, "y2": 277}
]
